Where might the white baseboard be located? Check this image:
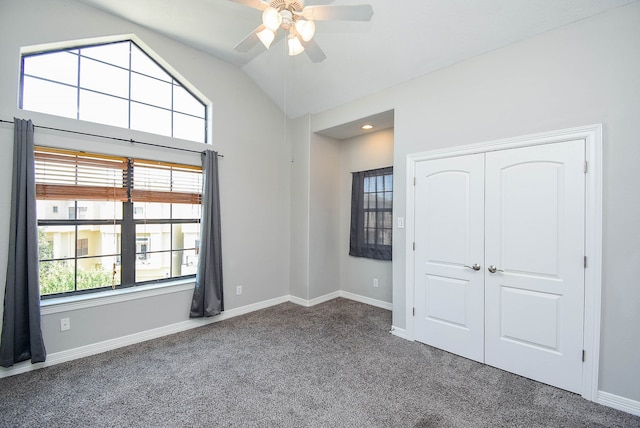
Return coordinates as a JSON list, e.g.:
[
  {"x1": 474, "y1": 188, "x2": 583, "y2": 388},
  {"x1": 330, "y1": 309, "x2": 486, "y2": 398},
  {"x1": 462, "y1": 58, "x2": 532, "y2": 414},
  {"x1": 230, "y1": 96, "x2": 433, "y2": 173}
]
[
  {"x1": 289, "y1": 291, "x2": 341, "y2": 307},
  {"x1": 390, "y1": 325, "x2": 407, "y2": 339},
  {"x1": 0, "y1": 295, "x2": 289, "y2": 379},
  {"x1": 0, "y1": 292, "x2": 393, "y2": 379},
  {"x1": 598, "y1": 391, "x2": 640, "y2": 416},
  {"x1": 339, "y1": 291, "x2": 392, "y2": 311},
  {"x1": 289, "y1": 290, "x2": 392, "y2": 311},
  {"x1": 287, "y1": 294, "x2": 308, "y2": 307}
]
